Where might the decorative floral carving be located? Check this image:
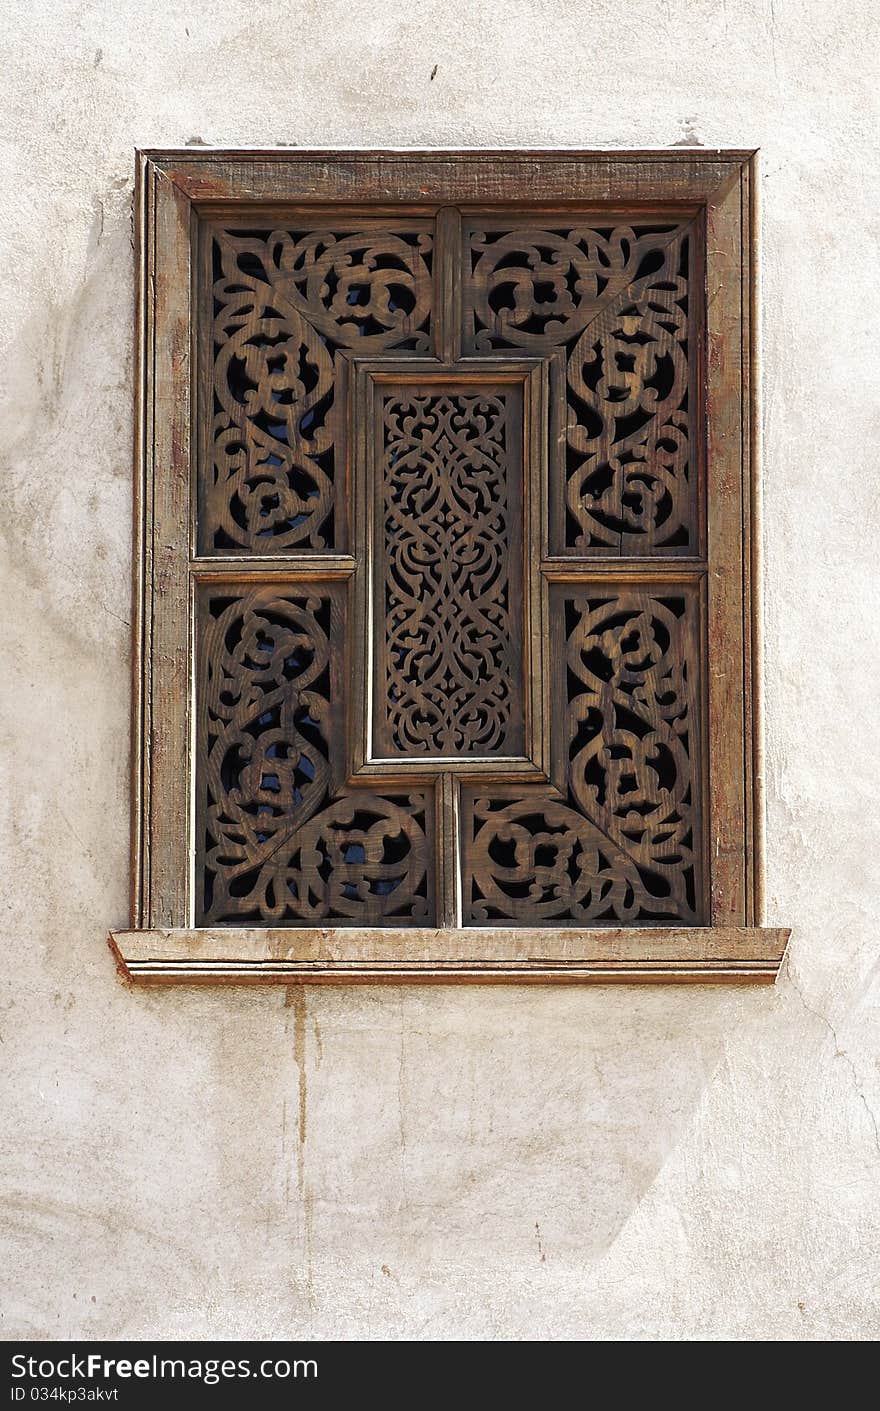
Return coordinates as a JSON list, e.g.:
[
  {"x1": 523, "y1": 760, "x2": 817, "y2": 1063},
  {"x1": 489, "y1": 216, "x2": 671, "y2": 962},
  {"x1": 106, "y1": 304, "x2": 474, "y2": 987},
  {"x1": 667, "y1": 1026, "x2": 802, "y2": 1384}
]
[
  {"x1": 466, "y1": 795, "x2": 646, "y2": 924},
  {"x1": 205, "y1": 225, "x2": 434, "y2": 552},
  {"x1": 465, "y1": 223, "x2": 694, "y2": 552},
  {"x1": 194, "y1": 212, "x2": 706, "y2": 930},
  {"x1": 198, "y1": 588, "x2": 431, "y2": 924},
  {"x1": 463, "y1": 591, "x2": 699, "y2": 923},
  {"x1": 378, "y1": 391, "x2": 521, "y2": 756}
]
